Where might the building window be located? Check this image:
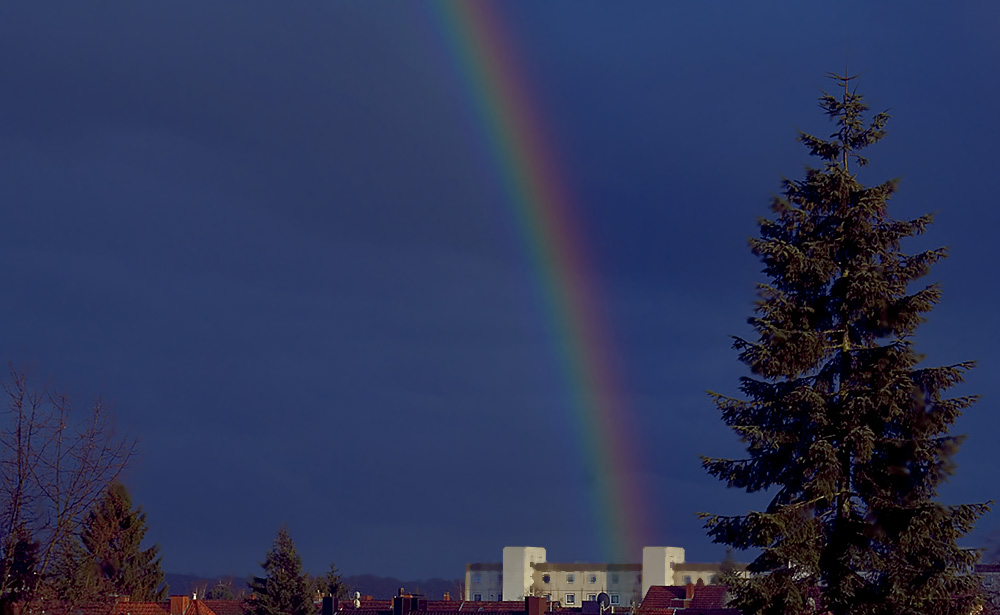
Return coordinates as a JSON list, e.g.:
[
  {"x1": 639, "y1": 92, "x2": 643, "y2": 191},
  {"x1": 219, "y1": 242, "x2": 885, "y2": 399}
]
[
  {"x1": 544, "y1": 595, "x2": 551, "y2": 602},
  {"x1": 610, "y1": 595, "x2": 620, "y2": 605},
  {"x1": 567, "y1": 574, "x2": 575, "y2": 584},
  {"x1": 473, "y1": 594, "x2": 482, "y2": 601},
  {"x1": 588, "y1": 594, "x2": 596, "y2": 601},
  {"x1": 588, "y1": 575, "x2": 597, "y2": 584},
  {"x1": 683, "y1": 576, "x2": 692, "y2": 585},
  {"x1": 710, "y1": 575, "x2": 718, "y2": 584},
  {"x1": 566, "y1": 594, "x2": 575, "y2": 605},
  {"x1": 610, "y1": 574, "x2": 619, "y2": 584},
  {"x1": 542, "y1": 574, "x2": 550, "y2": 584},
  {"x1": 473, "y1": 573, "x2": 482, "y2": 584}
]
